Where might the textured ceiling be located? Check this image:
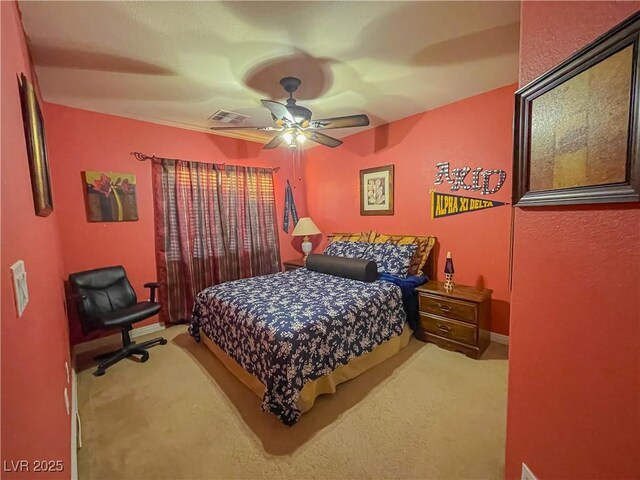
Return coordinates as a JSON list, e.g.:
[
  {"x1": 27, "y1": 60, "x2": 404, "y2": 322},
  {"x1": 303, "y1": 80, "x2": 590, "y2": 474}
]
[{"x1": 19, "y1": 1, "x2": 520, "y2": 144}]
